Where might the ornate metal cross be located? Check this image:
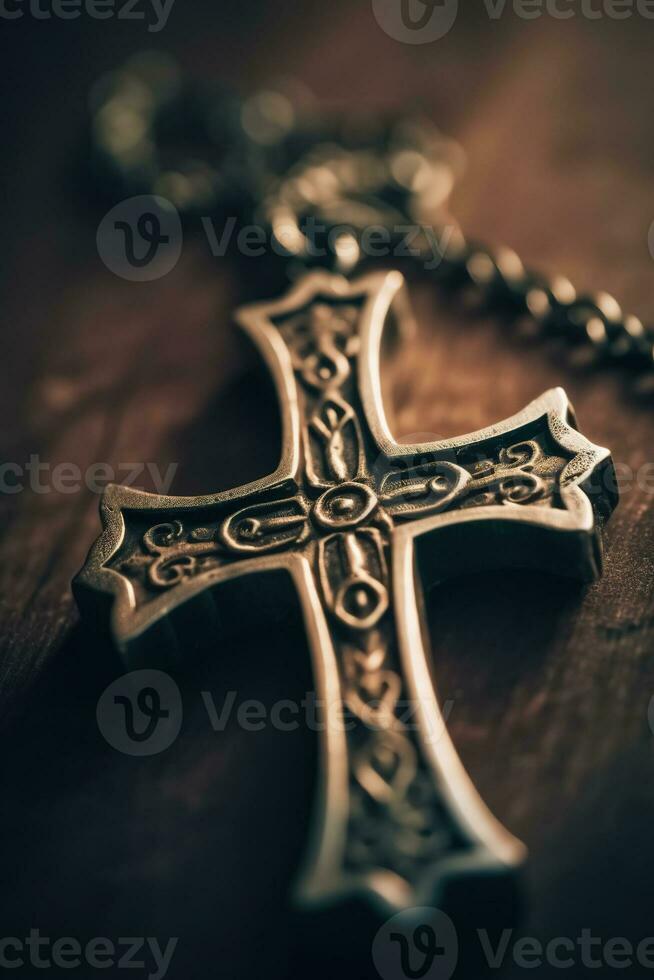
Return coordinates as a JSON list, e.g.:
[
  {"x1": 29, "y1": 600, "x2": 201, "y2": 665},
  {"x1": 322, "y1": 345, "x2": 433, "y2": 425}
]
[{"x1": 76, "y1": 270, "x2": 617, "y2": 916}]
